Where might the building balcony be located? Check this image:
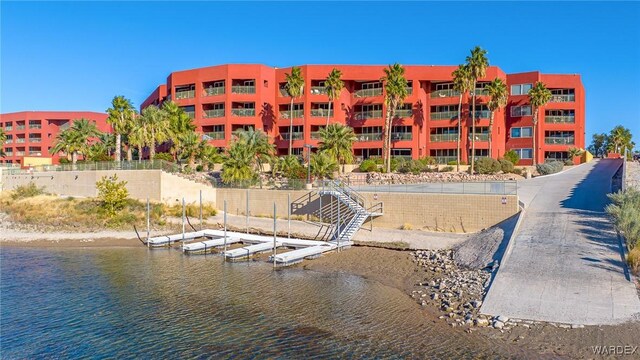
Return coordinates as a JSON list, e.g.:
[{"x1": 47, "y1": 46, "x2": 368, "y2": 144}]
[
  {"x1": 310, "y1": 131, "x2": 322, "y2": 140},
  {"x1": 355, "y1": 110, "x2": 383, "y2": 120},
  {"x1": 473, "y1": 110, "x2": 491, "y2": 119},
  {"x1": 310, "y1": 109, "x2": 333, "y2": 118},
  {"x1": 353, "y1": 88, "x2": 383, "y2": 98},
  {"x1": 545, "y1": 115, "x2": 575, "y2": 124},
  {"x1": 355, "y1": 133, "x2": 382, "y2": 142},
  {"x1": 4, "y1": 126, "x2": 12, "y2": 131},
  {"x1": 5, "y1": 139, "x2": 13, "y2": 144},
  {"x1": 550, "y1": 94, "x2": 575, "y2": 102},
  {"x1": 29, "y1": 138, "x2": 42, "y2": 143},
  {"x1": 231, "y1": 108, "x2": 256, "y2": 117},
  {"x1": 469, "y1": 133, "x2": 489, "y2": 142},
  {"x1": 204, "y1": 87, "x2": 225, "y2": 96},
  {"x1": 430, "y1": 111, "x2": 458, "y2": 121},
  {"x1": 310, "y1": 86, "x2": 327, "y2": 95},
  {"x1": 29, "y1": 124, "x2": 42, "y2": 129},
  {"x1": 204, "y1": 132, "x2": 224, "y2": 140},
  {"x1": 434, "y1": 156, "x2": 457, "y2": 164},
  {"x1": 395, "y1": 109, "x2": 412, "y2": 118},
  {"x1": 15, "y1": 151, "x2": 25, "y2": 156},
  {"x1": 545, "y1": 136, "x2": 575, "y2": 145},
  {"x1": 391, "y1": 133, "x2": 412, "y2": 141},
  {"x1": 430, "y1": 133, "x2": 458, "y2": 142},
  {"x1": 232, "y1": 85, "x2": 256, "y2": 94},
  {"x1": 280, "y1": 109, "x2": 304, "y2": 119},
  {"x1": 280, "y1": 132, "x2": 304, "y2": 140},
  {"x1": 185, "y1": 111, "x2": 195, "y2": 119},
  {"x1": 279, "y1": 88, "x2": 288, "y2": 97},
  {"x1": 175, "y1": 90, "x2": 195, "y2": 100},
  {"x1": 431, "y1": 89, "x2": 460, "y2": 98},
  {"x1": 473, "y1": 88, "x2": 489, "y2": 96},
  {"x1": 16, "y1": 125, "x2": 26, "y2": 131},
  {"x1": 29, "y1": 151, "x2": 42, "y2": 156},
  {"x1": 16, "y1": 138, "x2": 26, "y2": 143},
  {"x1": 204, "y1": 109, "x2": 225, "y2": 118}
]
